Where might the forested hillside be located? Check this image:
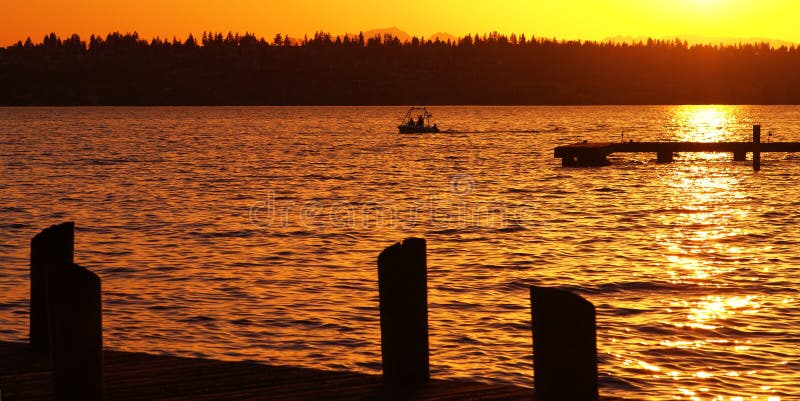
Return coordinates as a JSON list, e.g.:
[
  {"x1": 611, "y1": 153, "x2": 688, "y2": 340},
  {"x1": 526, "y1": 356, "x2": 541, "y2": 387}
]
[{"x1": 2, "y1": 31, "x2": 799, "y2": 105}]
